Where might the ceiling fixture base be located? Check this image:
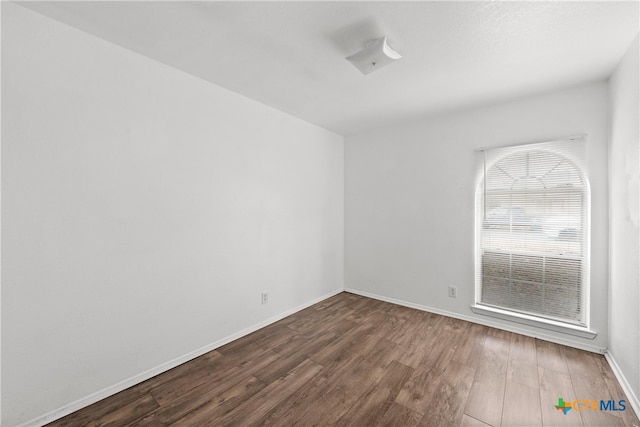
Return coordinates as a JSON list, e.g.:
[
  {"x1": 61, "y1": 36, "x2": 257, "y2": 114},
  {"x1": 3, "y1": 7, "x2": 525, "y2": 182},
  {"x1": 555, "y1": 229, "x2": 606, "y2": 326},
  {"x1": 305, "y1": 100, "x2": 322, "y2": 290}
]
[{"x1": 346, "y1": 36, "x2": 402, "y2": 75}]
